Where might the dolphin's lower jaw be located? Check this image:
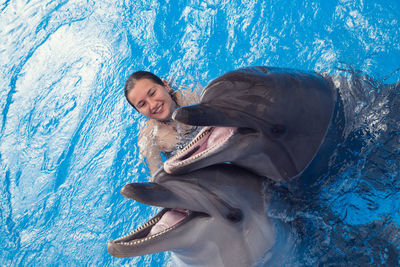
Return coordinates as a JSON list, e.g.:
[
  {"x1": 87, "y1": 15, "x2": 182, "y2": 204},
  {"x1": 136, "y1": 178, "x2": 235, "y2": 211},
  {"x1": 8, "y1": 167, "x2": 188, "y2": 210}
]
[
  {"x1": 164, "y1": 126, "x2": 237, "y2": 174},
  {"x1": 107, "y1": 208, "x2": 209, "y2": 257}
]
